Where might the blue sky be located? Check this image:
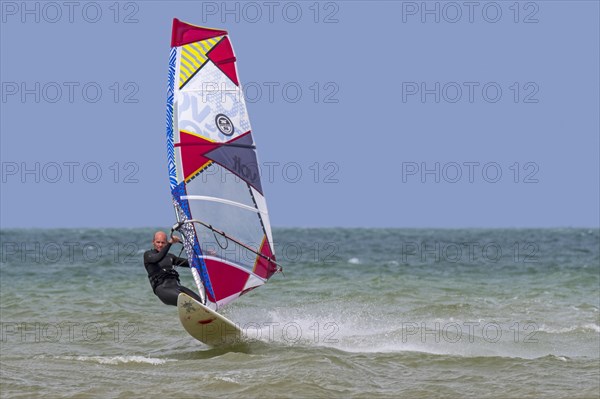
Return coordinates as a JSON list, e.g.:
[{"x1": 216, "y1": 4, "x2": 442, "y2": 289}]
[{"x1": 1, "y1": 1, "x2": 598, "y2": 228}]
